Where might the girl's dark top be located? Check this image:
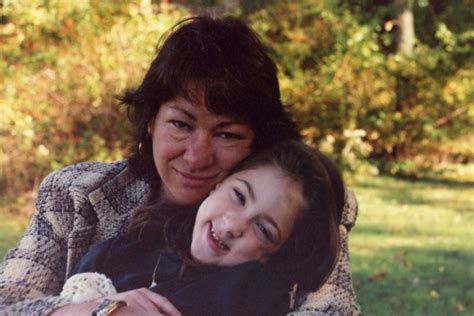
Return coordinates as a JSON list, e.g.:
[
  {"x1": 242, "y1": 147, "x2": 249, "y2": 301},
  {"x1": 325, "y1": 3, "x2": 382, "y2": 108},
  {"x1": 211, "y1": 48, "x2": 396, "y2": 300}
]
[{"x1": 72, "y1": 233, "x2": 292, "y2": 315}]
